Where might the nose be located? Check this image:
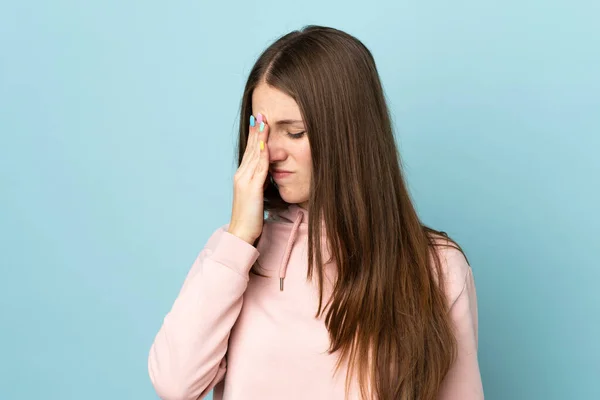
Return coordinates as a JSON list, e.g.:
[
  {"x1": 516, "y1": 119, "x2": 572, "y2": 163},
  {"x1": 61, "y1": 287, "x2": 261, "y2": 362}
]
[{"x1": 266, "y1": 132, "x2": 287, "y2": 163}]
